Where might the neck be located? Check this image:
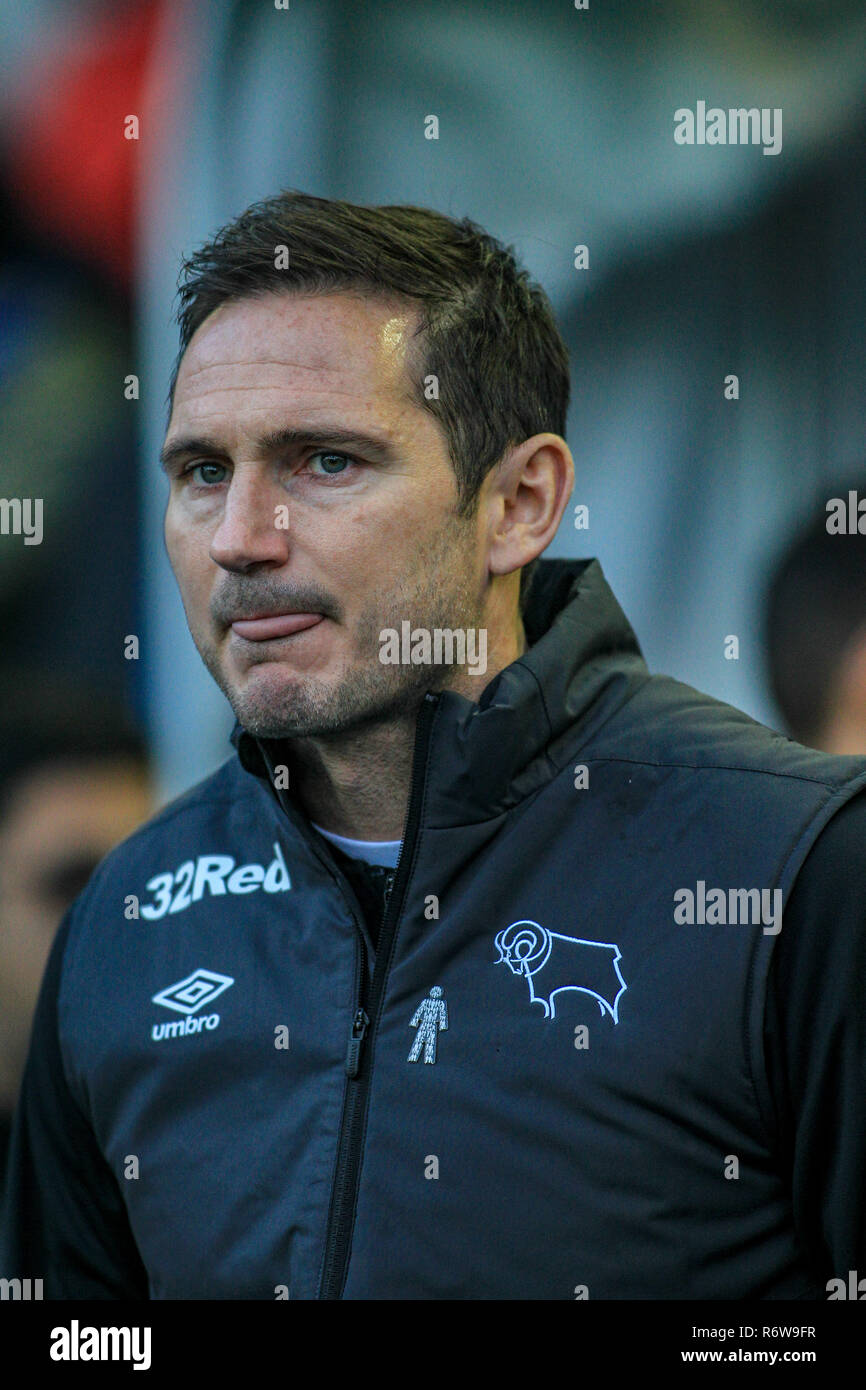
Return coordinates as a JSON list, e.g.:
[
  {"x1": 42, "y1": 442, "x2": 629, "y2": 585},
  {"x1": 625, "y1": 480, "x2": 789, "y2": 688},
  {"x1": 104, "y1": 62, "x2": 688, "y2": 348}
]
[{"x1": 288, "y1": 611, "x2": 527, "y2": 841}]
